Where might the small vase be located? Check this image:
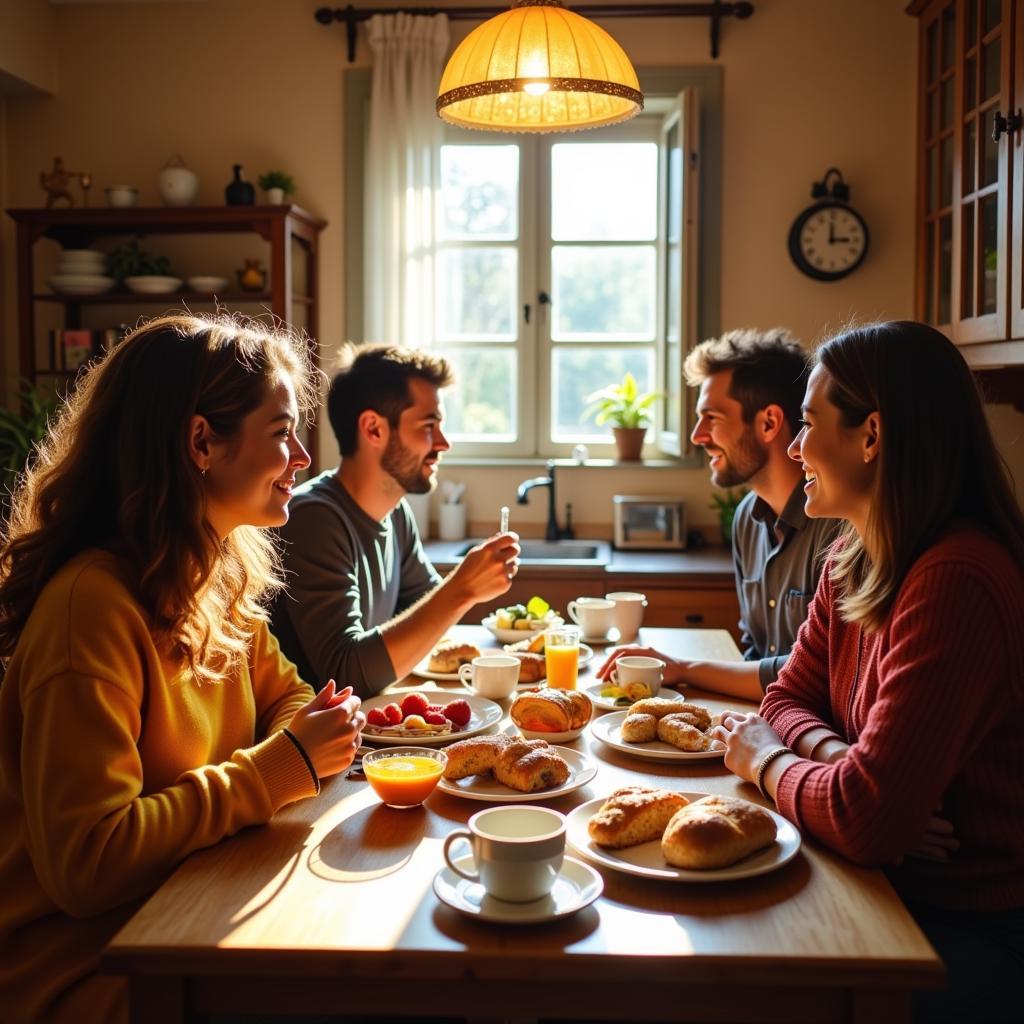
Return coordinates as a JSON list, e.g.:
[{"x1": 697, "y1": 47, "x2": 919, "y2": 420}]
[
  {"x1": 158, "y1": 155, "x2": 198, "y2": 206},
  {"x1": 613, "y1": 426, "x2": 647, "y2": 461},
  {"x1": 265, "y1": 187, "x2": 285, "y2": 205},
  {"x1": 225, "y1": 165, "x2": 255, "y2": 205}
]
